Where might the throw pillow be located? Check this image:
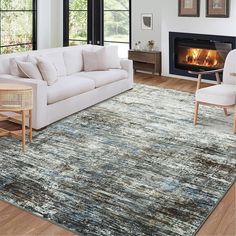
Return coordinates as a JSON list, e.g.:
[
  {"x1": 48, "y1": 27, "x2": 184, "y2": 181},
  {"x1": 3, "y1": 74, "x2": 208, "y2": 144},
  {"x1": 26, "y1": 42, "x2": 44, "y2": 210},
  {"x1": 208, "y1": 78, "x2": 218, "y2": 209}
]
[
  {"x1": 82, "y1": 47, "x2": 108, "y2": 72},
  {"x1": 10, "y1": 56, "x2": 28, "y2": 77},
  {"x1": 37, "y1": 57, "x2": 58, "y2": 86},
  {"x1": 105, "y1": 46, "x2": 121, "y2": 69},
  {"x1": 17, "y1": 61, "x2": 43, "y2": 80}
]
